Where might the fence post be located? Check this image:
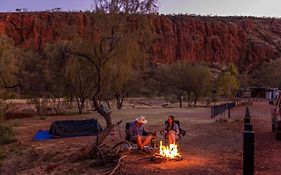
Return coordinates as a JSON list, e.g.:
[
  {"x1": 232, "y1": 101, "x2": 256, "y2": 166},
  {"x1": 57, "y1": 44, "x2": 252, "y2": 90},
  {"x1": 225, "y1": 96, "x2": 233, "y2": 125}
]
[
  {"x1": 243, "y1": 131, "x2": 255, "y2": 175},
  {"x1": 246, "y1": 106, "x2": 250, "y2": 117},
  {"x1": 244, "y1": 123, "x2": 252, "y2": 131},
  {"x1": 211, "y1": 106, "x2": 214, "y2": 118},
  {"x1": 244, "y1": 117, "x2": 251, "y2": 124}
]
